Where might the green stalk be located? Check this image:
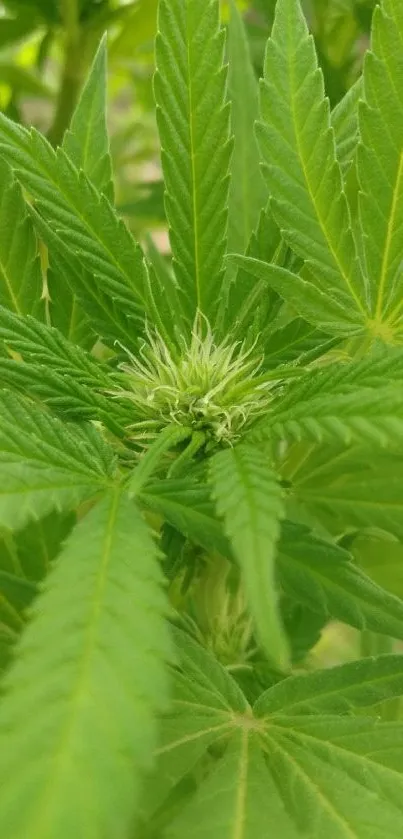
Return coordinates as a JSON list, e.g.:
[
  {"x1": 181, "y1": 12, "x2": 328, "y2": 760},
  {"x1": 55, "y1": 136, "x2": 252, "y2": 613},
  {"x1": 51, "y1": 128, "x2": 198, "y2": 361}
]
[{"x1": 47, "y1": 0, "x2": 87, "y2": 146}]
